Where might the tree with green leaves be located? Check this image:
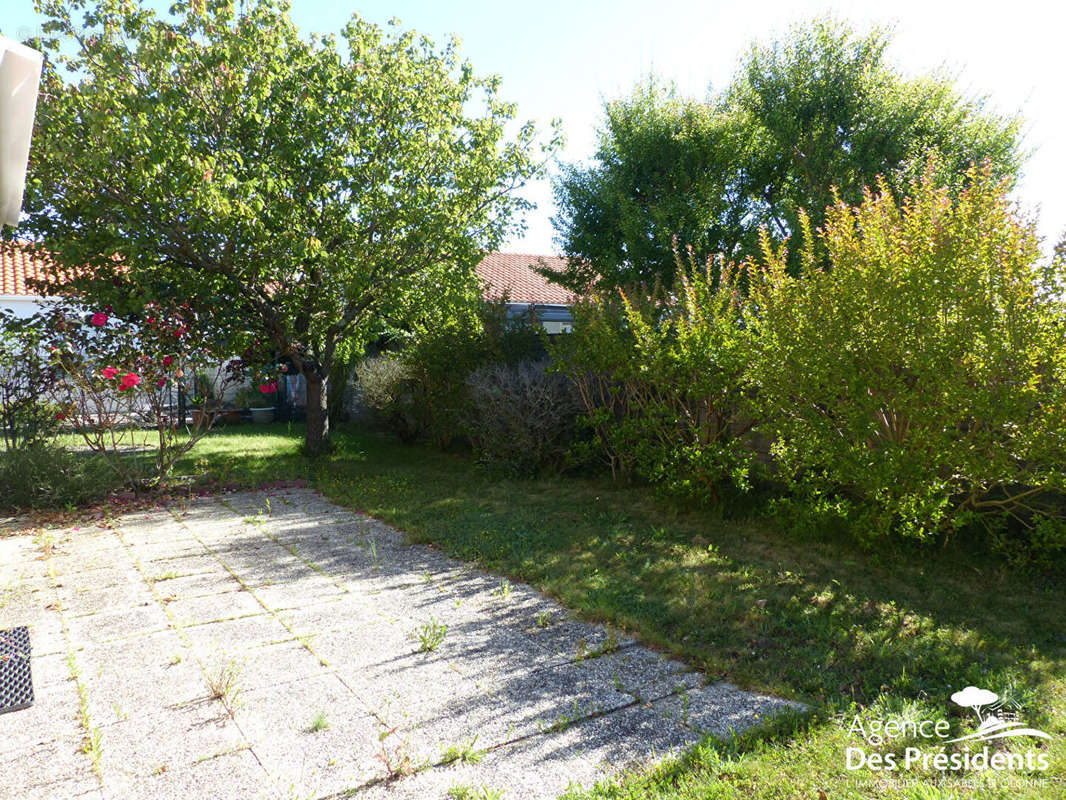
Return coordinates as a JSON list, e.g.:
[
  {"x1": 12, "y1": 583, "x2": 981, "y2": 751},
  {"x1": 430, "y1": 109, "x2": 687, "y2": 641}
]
[
  {"x1": 19, "y1": 0, "x2": 559, "y2": 454},
  {"x1": 551, "y1": 17, "x2": 1024, "y2": 290}
]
